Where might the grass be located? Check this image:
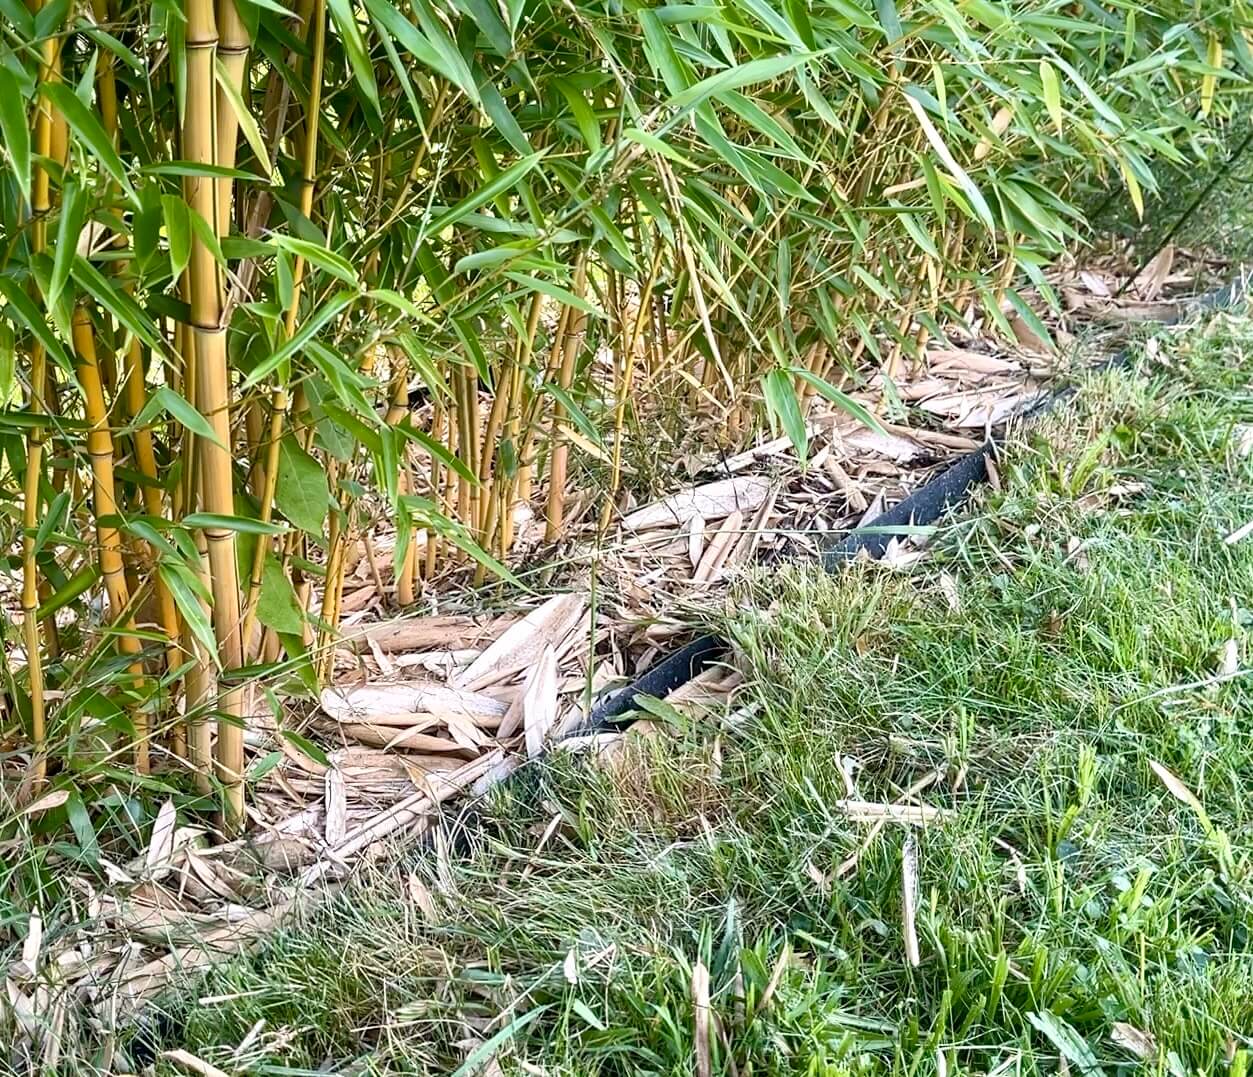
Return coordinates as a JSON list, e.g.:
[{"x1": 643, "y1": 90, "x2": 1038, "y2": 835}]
[{"x1": 68, "y1": 315, "x2": 1253, "y2": 1073}]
